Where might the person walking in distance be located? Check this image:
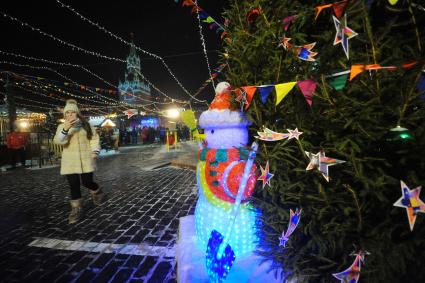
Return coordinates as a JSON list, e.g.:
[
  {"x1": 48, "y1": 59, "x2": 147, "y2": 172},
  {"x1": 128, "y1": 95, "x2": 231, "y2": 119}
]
[
  {"x1": 54, "y1": 99, "x2": 104, "y2": 224},
  {"x1": 6, "y1": 123, "x2": 28, "y2": 169}
]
